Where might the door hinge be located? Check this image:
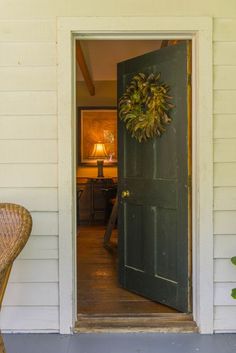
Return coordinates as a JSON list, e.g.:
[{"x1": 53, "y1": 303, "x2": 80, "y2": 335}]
[
  {"x1": 188, "y1": 276, "x2": 192, "y2": 288},
  {"x1": 188, "y1": 175, "x2": 192, "y2": 188},
  {"x1": 188, "y1": 73, "x2": 192, "y2": 86}
]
